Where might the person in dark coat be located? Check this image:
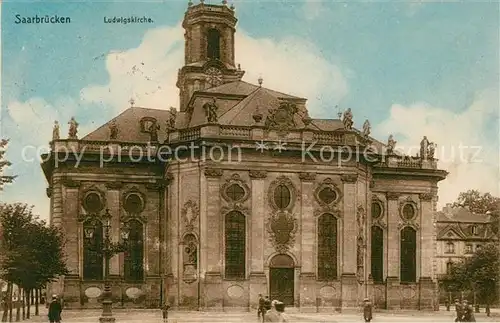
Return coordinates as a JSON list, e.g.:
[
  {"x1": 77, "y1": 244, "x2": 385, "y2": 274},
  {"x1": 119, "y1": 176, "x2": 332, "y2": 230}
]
[
  {"x1": 258, "y1": 294, "x2": 265, "y2": 319},
  {"x1": 48, "y1": 295, "x2": 62, "y2": 323},
  {"x1": 454, "y1": 299, "x2": 462, "y2": 322},
  {"x1": 161, "y1": 303, "x2": 170, "y2": 323},
  {"x1": 461, "y1": 300, "x2": 475, "y2": 322},
  {"x1": 363, "y1": 298, "x2": 373, "y2": 323}
]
